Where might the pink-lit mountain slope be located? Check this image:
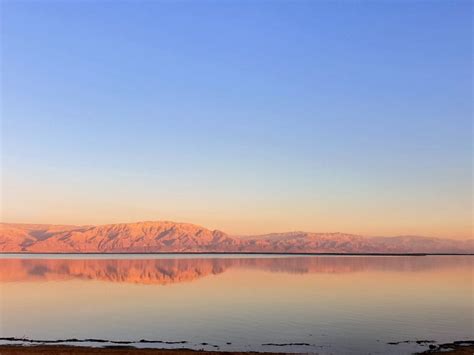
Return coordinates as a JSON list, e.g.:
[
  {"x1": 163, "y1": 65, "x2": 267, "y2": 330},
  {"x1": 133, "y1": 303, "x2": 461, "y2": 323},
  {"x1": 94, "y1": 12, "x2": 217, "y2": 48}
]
[{"x1": 0, "y1": 221, "x2": 472, "y2": 253}]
